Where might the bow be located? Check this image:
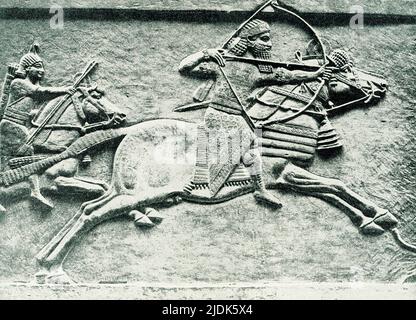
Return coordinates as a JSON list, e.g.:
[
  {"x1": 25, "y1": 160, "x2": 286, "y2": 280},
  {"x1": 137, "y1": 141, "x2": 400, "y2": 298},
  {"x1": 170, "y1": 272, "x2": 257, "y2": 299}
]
[
  {"x1": 260, "y1": 1, "x2": 328, "y2": 125},
  {"x1": 217, "y1": 0, "x2": 328, "y2": 128},
  {"x1": 216, "y1": 0, "x2": 276, "y2": 130}
]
